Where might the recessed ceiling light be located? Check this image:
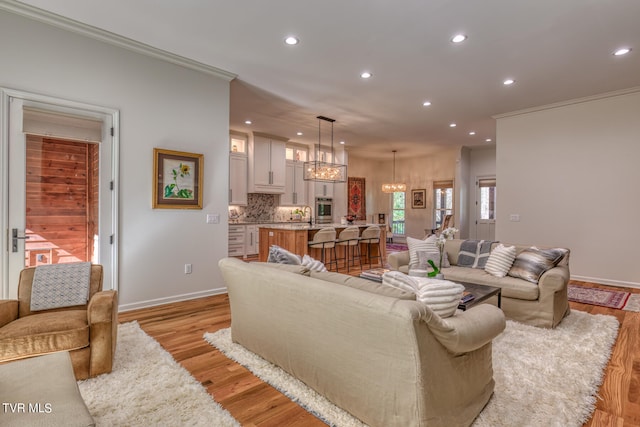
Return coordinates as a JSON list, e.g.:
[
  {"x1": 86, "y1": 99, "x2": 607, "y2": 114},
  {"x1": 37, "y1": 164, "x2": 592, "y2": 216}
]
[
  {"x1": 469, "y1": 131, "x2": 476, "y2": 136},
  {"x1": 613, "y1": 47, "x2": 631, "y2": 56},
  {"x1": 244, "y1": 120, "x2": 252, "y2": 125},
  {"x1": 360, "y1": 71, "x2": 372, "y2": 79},
  {"x1": 296, "y1": 132, "x2": 303, "y2": 136},
  {"x1": 422, "y1": 101, "x2": 432, "y2": 107},
  {"x1": 485, "y1": 138, "x2": 492, "y2": 142},
  {"x1": 284, "y1": 36, "x2": 299, "y2": 45},
  {"x1": 503, "y1": 79, "x2": 515, "y2": 86},
  {"x1": 340, "y1": 140, "x2": 345, "y2": 145},
  {"x1": 449, "y1": 123, "x2": 457, "y2": 128},
  {"x1": 451, "y1": 34, "x2": 467, "y2": 43}
]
